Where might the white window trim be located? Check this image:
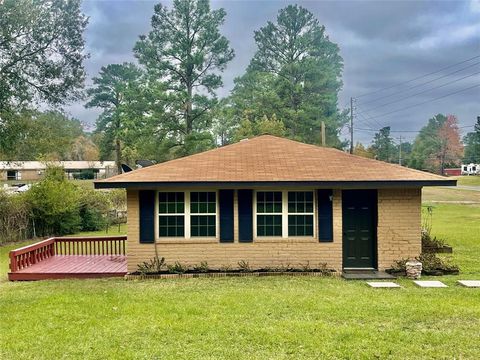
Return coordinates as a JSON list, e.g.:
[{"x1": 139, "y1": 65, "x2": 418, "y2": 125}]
[
  {"x1": 253, "y1": 189, "x2": 316, "y2": 240},
  {"x1": 255, "y1": 190, "x2": 284, "y2": 238},
  {"x1": 155, "y1": 190, "x2": 219, "y2": 241}
]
